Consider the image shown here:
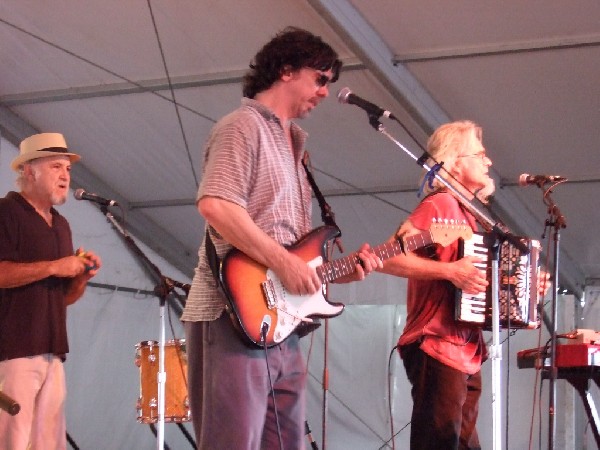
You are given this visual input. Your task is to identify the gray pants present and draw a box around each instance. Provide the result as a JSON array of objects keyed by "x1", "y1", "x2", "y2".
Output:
[{"x1": 185, "y1": 313, "x2": 307, "y2": 450}]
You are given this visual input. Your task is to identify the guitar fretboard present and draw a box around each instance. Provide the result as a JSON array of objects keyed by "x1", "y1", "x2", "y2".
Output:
[{"x1": 316, "y1": 231, "x2": 435, "y2": 283}]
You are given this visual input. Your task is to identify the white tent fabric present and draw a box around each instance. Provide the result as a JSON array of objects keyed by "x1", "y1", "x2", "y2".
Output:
[{"x1": 1, "y1": 135, "x2": 597, "y2": 448}]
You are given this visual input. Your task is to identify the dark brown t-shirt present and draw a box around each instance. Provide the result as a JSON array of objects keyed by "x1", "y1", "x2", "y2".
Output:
[{"x1": 0, "y1": 191, "x2": 73, "y2": 361}]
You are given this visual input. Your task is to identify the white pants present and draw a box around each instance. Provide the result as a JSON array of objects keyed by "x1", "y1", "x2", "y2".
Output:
[{"x1": 0, "y1": 354, "x2": 67, "y2": 450}]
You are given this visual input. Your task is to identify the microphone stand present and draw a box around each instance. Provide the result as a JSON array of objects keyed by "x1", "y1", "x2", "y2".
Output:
[
  {"x1": 365, "y1": 113, "x2": 527, "y2": 450},
  {"x1": 321, "y1": 237, "x2": 344, "y2": 450},
  {"x1": 539, "y1": 186, "x2": 567, "y2": 450},
  {"x1": 322, "y1": 313, "x2": 330, "y2": 450},
  {"x1": 100, "y1": 206, "x2": 190, "y2": 450},
  {"x1": 485, "y1": 232, "x2": 502, "y2": 449},
  {"x1": 302, "y1": 152, "x2": 343, "y2": 450}
]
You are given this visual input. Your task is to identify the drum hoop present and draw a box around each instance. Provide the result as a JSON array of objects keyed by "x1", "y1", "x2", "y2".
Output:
[
  {"x1": 135, "y1": 340, "x2": 158, "y2": 349},
  {"x1": 136, "y1": 339, "x2": 186, "y2": 348}
]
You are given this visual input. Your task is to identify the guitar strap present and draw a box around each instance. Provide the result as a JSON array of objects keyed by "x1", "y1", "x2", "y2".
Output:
[
  {"x1": 205, "y1": 150, "x2": 339, "y2": 282},
  {"x1": 301, "y1": 151, "x2": 340, "y2": 231},
  {"x1": 204, "y1": 228, "x2": 220, "y2": 283}
]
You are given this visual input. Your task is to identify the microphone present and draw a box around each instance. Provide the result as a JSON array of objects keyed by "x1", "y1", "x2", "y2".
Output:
[
  {"x1": 337, "y1": 87, "x2": 396, "y2": 120},
  {"x1": 518, "y1": 174, "x2": 567, "y2": 186},
  {"x1": 73, "y1": 188, "x2": 119, "y2": 206}
]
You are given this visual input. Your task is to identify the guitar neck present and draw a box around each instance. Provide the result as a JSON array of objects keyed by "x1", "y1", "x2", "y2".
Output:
[
  {"x1": 403, "y1": 230, "x2": 435, "y2": 253},
  {"x1": 317, "y1": 230, "x2": 434, "y2": 283}
]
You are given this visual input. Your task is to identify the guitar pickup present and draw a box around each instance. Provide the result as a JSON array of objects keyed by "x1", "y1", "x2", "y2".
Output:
[{"x1": 261, "y1": 279, "x2": 277, "y2": 309}]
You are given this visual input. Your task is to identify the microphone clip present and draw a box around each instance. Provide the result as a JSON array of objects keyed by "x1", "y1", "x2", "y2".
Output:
[{"x1": 368, "y1": 114, "x2": 383, "y2": 131}]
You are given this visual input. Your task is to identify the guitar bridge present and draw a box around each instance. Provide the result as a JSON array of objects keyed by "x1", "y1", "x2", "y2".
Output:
[{"x1": 261, "y1": 279, "x2": 277, "y2": 309}]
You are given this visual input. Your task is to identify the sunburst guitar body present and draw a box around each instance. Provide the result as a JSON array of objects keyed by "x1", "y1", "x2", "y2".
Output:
[{"x1": 220, "y1": 221, "x2": 471, "y2": 347}]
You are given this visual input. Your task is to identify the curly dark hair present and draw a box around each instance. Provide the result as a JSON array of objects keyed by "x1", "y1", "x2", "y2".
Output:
[{"x1": 242, "y1": 27, "x2": 342, "y2": 99}]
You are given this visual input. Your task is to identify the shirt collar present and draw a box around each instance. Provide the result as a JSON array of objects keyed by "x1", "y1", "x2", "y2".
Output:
[
  {"x1": 241, "y1": 98, "x2": 308, "y2": 141},
  {"x1": 8, "y1": 191, "x2": 59, "y2": 216}
]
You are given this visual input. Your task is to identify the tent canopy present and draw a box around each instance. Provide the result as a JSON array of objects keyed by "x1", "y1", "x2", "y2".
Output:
[{"x1": 1, "y1": 1, "x2": 598, "y2": 296}]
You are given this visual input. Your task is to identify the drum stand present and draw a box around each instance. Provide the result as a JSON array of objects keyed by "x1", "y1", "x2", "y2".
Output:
[{"x1": 100, "y1": 206, "x2": 190, "y2": 450}]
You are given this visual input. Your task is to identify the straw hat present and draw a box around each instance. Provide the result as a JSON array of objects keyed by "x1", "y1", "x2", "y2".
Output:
[{"x1": 11, "y1": 133, "x2": 81, "y2": 171}]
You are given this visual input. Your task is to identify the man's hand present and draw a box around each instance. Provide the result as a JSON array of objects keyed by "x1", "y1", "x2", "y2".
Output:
[
  {"x1": 337, "y1": 243, "x2": 383, "y2": 283},
  {"x1": 273, "y1": 252, "x2": 322, "y2": 296},
  {"x1": 52, "y1": 249, "x2": 101, "y2": 279},
  {"x1": 75, "y1": 248, "x2": 102, "y2": 278},
  {"x1": 449, "y1": 256, "x2": 488, "y2": 294}
]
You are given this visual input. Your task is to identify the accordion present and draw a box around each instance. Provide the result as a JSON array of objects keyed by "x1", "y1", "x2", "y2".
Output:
[{"x1": 455, "y1": 232, "x2": 541, "y2": 330}]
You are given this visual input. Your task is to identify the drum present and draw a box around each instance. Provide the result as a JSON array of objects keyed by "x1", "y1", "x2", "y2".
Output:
[{"x1": 135, "y1": 339, "x2": 191, "y2": 423}]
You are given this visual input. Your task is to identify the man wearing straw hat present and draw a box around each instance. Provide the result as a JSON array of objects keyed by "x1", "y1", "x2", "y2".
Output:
[{"x1": 0, "y1": 132, "x2": 101, "y2": 449}]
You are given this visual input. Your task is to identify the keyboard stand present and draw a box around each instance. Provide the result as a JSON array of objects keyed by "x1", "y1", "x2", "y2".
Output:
[{"x1": 544, "y1": 367, "x2": 600, "y2": 447}]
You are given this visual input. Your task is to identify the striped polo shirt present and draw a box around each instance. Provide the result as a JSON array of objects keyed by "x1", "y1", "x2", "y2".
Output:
[{"x1": 182, "y1": 98, "x2": 313, "y2": 322}]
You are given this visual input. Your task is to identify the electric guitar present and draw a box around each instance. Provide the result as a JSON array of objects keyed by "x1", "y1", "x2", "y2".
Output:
[{"x1": 219, "y1": 221, "x2": 472, "y2": 347}]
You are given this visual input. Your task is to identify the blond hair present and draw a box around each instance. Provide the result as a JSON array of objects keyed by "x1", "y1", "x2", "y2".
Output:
[{"x1": 420, "y1": 120, "x2": 483, "y2": 195}]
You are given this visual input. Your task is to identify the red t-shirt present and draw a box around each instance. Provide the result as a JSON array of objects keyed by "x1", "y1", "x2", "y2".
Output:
[{"x1": 398, "y1": 191, "x2": 486, "y2": 375}]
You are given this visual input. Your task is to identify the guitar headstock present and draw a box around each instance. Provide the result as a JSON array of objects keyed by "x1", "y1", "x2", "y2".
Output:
[{"x1": 429, "y1": 219, "x2": 473, "y2": 247}]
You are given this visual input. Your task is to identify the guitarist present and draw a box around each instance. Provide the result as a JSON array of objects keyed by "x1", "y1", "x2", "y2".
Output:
[
  {"x1": 181, "y1": 27, "x2": 382, "y2": 450},
  {"x1": 378, "y1": 121, "x2": 494, "y2": 450}
]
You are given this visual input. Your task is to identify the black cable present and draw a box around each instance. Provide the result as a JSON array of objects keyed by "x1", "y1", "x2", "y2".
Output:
[
  {"x1": 306, "y1": 367, "x2": 392, "y2": 445},
  {"x1": 536, "y1": 376, "x2": 543, "y2": 450},
  {"x1": 261, "y1": 323, "x2": 284, "y2": 450},
  {"x1": 148, "y1": 424, "x2": 171, "y2": 450},
  {"x1": 0, "y1": 17, "x2": 216, "y2": 124},
  {"x1": 176, "y1": 423, "x2": 196, "y2": 448},
  {"x1": 310, "y1": 166, "x2": 413, "y2": 215},
  {"x1": 528, "y1": 226, "x2": 553, "y2": 450},
  {"x1": 0, "y1": 14, "x2": 209, "y2": 191},
  {"x1": 386, "y1": 344, "x2": 398, "y2": 450},
  {"x1": 528, "y1": 339, "x2": 551, "y2": 450},
  {"x1": 66, "y1": 432, "x2": 80, "y2": 450},
  {"x1": 145, "y1": 0, "x2": 199, "y2": 188},
  {"x1": 305, "y1": 420, "x2": 319, "y2": 450},
  {"x1": 378, "y1": 344, "x2": 411, "y2": 450},
  {"x1": 378, "y1": 424, "x2": 411, "y2": 450}
]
